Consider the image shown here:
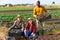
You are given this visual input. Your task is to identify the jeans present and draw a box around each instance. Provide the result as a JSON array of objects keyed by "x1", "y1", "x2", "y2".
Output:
[{"x1": 24, "y1": 30, "x2": 36, "y2": 39}]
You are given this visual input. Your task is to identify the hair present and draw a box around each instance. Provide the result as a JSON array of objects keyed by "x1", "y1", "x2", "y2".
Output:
[
  {"x1": 28, "y1": 20, "x2": 35, "y2": 25},
  {"x1": 32, "y1": 21, "x2": 36, "y2": 25},
  {"x1": 37, "y1": 0, "x2": 40, "y2": 4}
]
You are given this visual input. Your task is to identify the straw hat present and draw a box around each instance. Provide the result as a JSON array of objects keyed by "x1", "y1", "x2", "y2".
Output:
[{"x1": 17, "y1": 15, "x2": 21, "y2": 18}]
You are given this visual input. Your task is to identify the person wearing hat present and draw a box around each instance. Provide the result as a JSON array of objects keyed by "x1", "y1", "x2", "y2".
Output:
[
  {"x1": 7, "y1": 15, "x2": 24, "y2": 40},
  {"x1": 24, "y1": 18, "x2": 36, "y2": 39},
  {"x1": 9, "y1": 15, "x2": 24, "y2": 31}
]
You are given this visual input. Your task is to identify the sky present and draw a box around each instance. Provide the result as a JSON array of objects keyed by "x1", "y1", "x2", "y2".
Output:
[{"x1": 0, "y1": 0, "x2": 60, "y2": 5}]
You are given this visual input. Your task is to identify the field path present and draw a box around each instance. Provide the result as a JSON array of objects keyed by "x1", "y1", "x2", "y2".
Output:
[
  {"x1": 0, "y1": 26, "x2": 60, "y2": 40},
  {"x1": 38, "y1": 34, "x2": 60, "y2": 40},
  {"x1": 0, "y1": 8, "x2": 60, "y2": 14},
  {"x1": 0, "y1": 10, "x2": 32, "y2": 14},
  {"x1": 0, "y1": 27, "x2": 7, "y2": 40}
]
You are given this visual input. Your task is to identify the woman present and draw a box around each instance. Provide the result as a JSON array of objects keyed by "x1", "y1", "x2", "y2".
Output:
[
  {"x1": 24, "y1": 18, "x2": 36, "y2": 39},
  {"x1": 8, "y1": 15, "x2": 24, "y2": 31},
  {"x1": 7, "y1": 15, "x2": 24, "y2": 40}
]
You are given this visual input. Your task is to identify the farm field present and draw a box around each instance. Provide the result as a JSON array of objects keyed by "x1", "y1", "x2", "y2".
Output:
[
  {"x1": 0, "y1": 6, "x2": 34, "y2": 11},
  {"x1": 0, "y1": 6, "x2": 60, "y2": 11},
  {"x1": 0, "y1": 12, "x2": 32, "y2": 21},
  {"x1": 0, "y1": 6, "x2": 60, "y2": 40},
  {"x1": 0, "y1": 26, "x2": 60, "y2": 40},
  {"x1": 0, "y1": 10, "x2": 60, "y2": 21}
]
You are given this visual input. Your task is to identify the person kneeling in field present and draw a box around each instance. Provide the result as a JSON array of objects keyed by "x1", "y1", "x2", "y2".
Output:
[
  {"x1": 7, "y1": 15, "x2": 24, "y2": 40},
  {"x1": 9, "y1": 15, "x2": 24, "y2": 31},
  {"x1": 24, "y1": 18, "x2": 36, "y2": 39}
]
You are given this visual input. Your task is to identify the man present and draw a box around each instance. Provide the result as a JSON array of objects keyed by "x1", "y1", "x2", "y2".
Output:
[{"x1": 33, "y1": 1, "x2": 51, "y2": 28}]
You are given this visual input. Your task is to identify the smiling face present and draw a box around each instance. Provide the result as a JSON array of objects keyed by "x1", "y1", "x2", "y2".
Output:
[
  {"x1": 28, "y1": 19, "x2": 32, "y2": 24},
  {"x1": 17, "y1": 17, "x2": 22, "y2": 21}
]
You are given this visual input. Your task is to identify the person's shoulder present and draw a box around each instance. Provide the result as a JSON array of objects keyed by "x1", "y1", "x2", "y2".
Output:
[
  {"x1": 34, "y1": 6, "x2": 37, "y2": 9},
  {"x1": 40, "y1": 5, "x2": 45, "y2": 8},
  {"x1": 14, "y1": 20, "x2": 17, "y2": 23},
  {"x1": 33, "y1": 6, "x2": 38, "y2": 11}
]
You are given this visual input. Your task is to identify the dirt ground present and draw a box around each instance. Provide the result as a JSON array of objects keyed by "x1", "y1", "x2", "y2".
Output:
[
  {"x1": 0, "y1": 26, "x2": 7, "y2": 40},
  {"x1": 0, "y1": 26, "x2": 60, "y2": 40}
]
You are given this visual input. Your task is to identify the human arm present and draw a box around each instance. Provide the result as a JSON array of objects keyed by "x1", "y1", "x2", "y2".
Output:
[
  {"x1": 43, "y1": 7, "x2": 50, "y2": 14},
  {"x1": 33, "y1": 7, "x2": 37, "y2": 18},
  {"x1": 32, "y1": 24, "x2": 36, "y2": 33},
  {"x1": 8, "y1": 21, "x2": 16, "y2": 31},
  {"x1": 21, "y1": 22, "x2": 24, "y2": 31}
]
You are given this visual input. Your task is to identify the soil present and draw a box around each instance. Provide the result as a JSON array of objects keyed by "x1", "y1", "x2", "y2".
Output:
[{"x1": 0, "y1": 26, "x2": 60, "y2": 40}]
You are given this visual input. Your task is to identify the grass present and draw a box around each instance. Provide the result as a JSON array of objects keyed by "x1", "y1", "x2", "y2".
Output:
[
  {"x1": 50, "y1": 10, "x2": 60, "y2": 17},
  {"x1": 46, "y1": 29, "x2": 60, "y2": 34},
  {"x1": 0, "y1": 6, "x2": 60, "y2": 11},
  {"x1": 0, "y1": 6, "x2": 34, "y2": 11}
]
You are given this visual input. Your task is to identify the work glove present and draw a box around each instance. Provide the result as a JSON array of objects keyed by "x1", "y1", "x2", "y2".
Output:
[
  {"x1": 33, "y1": 15, "x2": 37, "y2": 18},
  {"x1": 21, "y1": 28, "x2": 24, "y2": 31},
  {"x1": 24, "y1": 30, "x2": 27, "y2": 36},
  {"x1": 24, "y1": 30, "x2": 30, "y2": 37},
  {"x1": 29, "y1": 33, "x2": 36, "y2": 39}
]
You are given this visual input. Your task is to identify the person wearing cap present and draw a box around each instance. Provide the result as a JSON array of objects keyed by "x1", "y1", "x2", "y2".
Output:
[
  {"x1": 24, "y1": 18, "x2": 36, "y2": 39},
  {"x1": 7, "y1": 15, "x2": 24, "y2": 40},
  {"x1": 33, "y1": 1, "x2": 51, "y2": 27},
  {"x1": 8, "y1": 15, "x2": 24, "y2": 32}
]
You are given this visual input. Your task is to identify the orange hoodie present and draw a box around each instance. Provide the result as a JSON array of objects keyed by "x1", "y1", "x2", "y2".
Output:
[{"x1": 33, "y1": 6, "x2": 46, "y2": 16}]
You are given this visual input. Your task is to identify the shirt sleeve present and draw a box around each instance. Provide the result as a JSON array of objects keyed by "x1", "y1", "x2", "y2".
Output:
[
  {"x1": 33, "y1": 7, "x2": 37, "y2": 16},
  {"x1": 13, "y1": 21, "x2": 16, "y2": 26},
  {"x1": 8, "y1": 20, "x2": 16, "y2": 31},
  {"x1": 32, "y1": 24, "x2": 36, "y2": 33},
  {"x1": 25, "y1": 23, "x2": 30, "y2": 30},
  {"x1": 43, "y1": 6, "x2": 47, "y2": 12},
  {"x1": 21, "y1": 21, "x2": 24, "y2": 29}
]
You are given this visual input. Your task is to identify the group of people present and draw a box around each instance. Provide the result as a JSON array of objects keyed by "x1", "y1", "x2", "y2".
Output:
[
  {"x1": 8, "y1": 0, "x2": 51, "y2": 39},
  {"x1": 9, "y1": 15, "x2": 36, "y2": 39}
]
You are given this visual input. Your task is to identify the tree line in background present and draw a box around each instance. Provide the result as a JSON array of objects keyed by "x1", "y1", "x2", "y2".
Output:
[{"x1": 0, "y1": 1, "x2": 57, "y2": 7}]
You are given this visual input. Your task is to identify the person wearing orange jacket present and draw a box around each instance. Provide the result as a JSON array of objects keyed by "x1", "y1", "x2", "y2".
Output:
[
  {"x1": 33, "y1": 1, "x2": 47, "y2": 18},
  {"x1": 33, "y1": 1, "x2": 51, "y2": 28}
]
